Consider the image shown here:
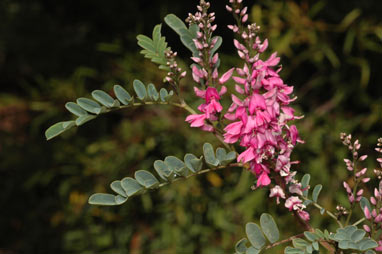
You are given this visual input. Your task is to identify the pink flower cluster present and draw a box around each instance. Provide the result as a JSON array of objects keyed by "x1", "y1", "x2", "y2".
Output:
[
  {"x1": 185, "y1": 0, "x2": 308, "y2": 220},
  {"x1": 361, "y1": 137, "x2": 382, "y2": 251},
  {"x1": 185, "y1": 0, "x2": 235, "y2": 132},
  {"x1": 224, "y1": 0, "x2": 303, "y2": 191},
  {"x1": 341, "y1": 133, "x2": 370, "y2": 204}
]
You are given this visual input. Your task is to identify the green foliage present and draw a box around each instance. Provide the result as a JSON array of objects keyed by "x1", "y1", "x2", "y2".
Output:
[
  {"x1": 285, "y1": 229, "x2": 327, "y2": 254},
  {"x1": 88, "y1": 143, "x2": 237, "y2": 206},
  {"x1": 330, "y1": 226, "x2": 378, "y2": 252},
  {"x1": 164, "y1": 14, "x2": 199, "y2": 57},
  {"x1": 285, "y1": 227, "x2": 377, "y2": 254},
  {"x1": 45, "y1": 82, "x2": 174, "y2": 140},
  {"x1": 137, "y1": 24, "x2": 170, "y2": 71},
  {"x1": 235, "y1": 213, "x2": 280, "y2": 253},
  {"x1": 312, "y1": 185, "x2": 322, "y2": 203}
]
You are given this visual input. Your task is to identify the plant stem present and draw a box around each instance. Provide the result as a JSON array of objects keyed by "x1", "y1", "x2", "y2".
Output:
[
  {"x1": 301, "y1": 196, "x2": 343, "y2": 228},
  {"x1": 157, "y1": 162, "x2": 243, "y2": 188},
  {"x1": 352, "y1": 217, "x2": 366, "y2": 226},
  {"x1": 264, "y1": 233, "x2": 305, "y2": 250}
]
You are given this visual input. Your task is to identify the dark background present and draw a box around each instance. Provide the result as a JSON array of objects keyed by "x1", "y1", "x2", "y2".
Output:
[{"x1": 1, "y1": 0, "x2": 381, "y2": 253}]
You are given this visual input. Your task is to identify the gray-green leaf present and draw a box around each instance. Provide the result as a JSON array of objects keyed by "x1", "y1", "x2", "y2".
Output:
[
  {"x1": 75, "y1": 114, "x2": 96, "y2": 126},
  {"x1": 133, "y1": 79, "x2": 147, "y2": 100},
  {"x1": 45, "y1": 120, "x2": 75, "y2": 140},
  {"x1": 301, "y1": 174, "x2": 311, "y2": 197},
  {"x1": 203, "y1": 143, "x2": 219, "y2": 167},
  {"x1": 113, "y1": 85, "x2": 132, "y2": 105},
  {"x1": 77, "y1": 97, "x2": 102, "y2": 114},
  {"x1": 121, "y1": 177, "x2": 144, "y2": 197},
  {"x1": 184, "y1": 153, "x2": 203, "y2": 173},
  {"x1": 235, "y1": 238, "x2": 248, "y2": 254},
  {"x1": 88, "y1": 193, "x2": 117, "y2": 206},
  {"x1": 65, "y1": 102, "x2": 87, "y2": 116},
  {"x1": 91, "y1": 90, "x2": 117, "y2": 108},
  {"x1": 260, "y1": 213, "x2": 279, "y2": 243},
  {"x1": 110, "y1": 180, "x2": 127, "y2": 197},
  {"x1": 246, "y1": 222, "x2": 266, "y2": 249},
  {"x1": 147, "y1": 83, "x2": 159, "y2": 101},
  {"x1": 134, "y1": 170, "x2": 159, "y2": 189},
  {"x1": 153, "y1": 160, "x2": 173, "y2": 181},
  {"x1": 312, "y1": 184, "x2": 322, "y2": 202}
]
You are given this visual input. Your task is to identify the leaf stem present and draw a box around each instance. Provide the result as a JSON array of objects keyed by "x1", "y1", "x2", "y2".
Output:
[
  {"x1": 264, "y1": 233, "x2": 305, "y2": 250},
  {"x1": 301, "y1": 196, "x2": 343, "y2": 228},
  {"x1": 352, "y1": 217, "x2": 366, "y2": 226},
  {"x1": 157, "y1": 162, "x2": 243, "y2": 188}
]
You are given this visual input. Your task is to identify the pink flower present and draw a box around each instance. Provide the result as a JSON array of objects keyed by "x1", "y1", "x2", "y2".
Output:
[
  {"x1": 257, "y1": 172, "x2": 271, "y2": 187},
  {"x1": 269, "y1": 185, "x2": 285, "y2": 204},
  {"x1": 237, "y1": 147, "x2": 255, "y2": 163},
  {"x1": 297, "y1": 210, "x2": 310, "y2": 221},
  {"x1": 285, "y1": 196, "x2": 303, "y2": 211},
  {"x1": 185, "y1": 114, "x2": 207, "y2": 127},
  {"x1": 219, "y1": 68, "x2": 235, "y2": 84},
  {"x1": 364, "y1": 207, "x2": 372, "y2": 220}
]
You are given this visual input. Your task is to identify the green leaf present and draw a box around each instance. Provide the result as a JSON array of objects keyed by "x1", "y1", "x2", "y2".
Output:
[
  {"x1": 165, "y1": 156, "x2": 188, "y2": 176},
  {"x1": 260, "y1": 213, "x2": 279, "y2": 243},
  {"x1": 184, "y1": 153, "x2": 203, "y2": 173},
  {"x1": 235, "y1": 238, "x2": 248, "y2": 254},
  {"x1": 360, "y1": 197, "x2": 372, "y2": 214},
  {"x1": 136, "y1": 24, "x2": 170, "y2": 71},
  {"x1": 351, "y1": 229, "x2": 366, "y2": 242},
  {"x1": 121, "y1": 177, "x2": 144, "y2": 197},
  {"x1": 359, "y1": 239, "x2": 378, "y2": 251},
  {"x1": 304, "y1": 232, "x2": 320, "y2": 242},
  {"x1": 312, "y1": 184, "x2": 322, "y2": 202},
  {"x1": 284, "y1": 247, "x2": 305, "y2": 254},
  {"x1": 216, "y1": 147, "x2": 227, "y2": 165},
  {"x1": 110, "y1": 180, "x2": 127, "y2": 197},
  {"x1": 301, "y1": 174, "x2": 311, "y2": 197},
  {"x1": 153, "y1": 160, "x2": 173, "y2": 181},
  {"x1": 203, "y1": 143, "x2": 219, "y2": 167},
  {"x1": 65, "y1": 102, "x2": 87, "y2": 116},
  {"x1": 303, "y1": 200, "x2": 312, "y2": 206},
  {"x1": 245, "y1": 222, "x2": 266, "y2": 249},
  {"x1": 338, "y1": 240, "x2": 350, "y2": 249},
  {"x1": 115, "y1": 195, "x2": 128, "y2": 205},
  {"x1": 75, "y1": 114, "x2": 97, "y2": 126},
  {"x1": 225, "y1": 151, "x2": 237, "y2": 161},
  {"x1": 164, "y1": 14, "x2": 198, "y2": 56},
  {"x1": 88, "y1": 193, "x2": 117, "y2": 206},
  {"x1": 133, "y1": 79, "x2": 147, "y2": 101},
  {"x1": 343, "y1": 225, "x2": 357, "y2": 236},
  {"x1": 134, "y1": 170, "x2": 159, "y2": 189},
  {"x1": 211, "y1": 36, "x2": 222, "y2": 57},
  {"x1": 293, "y1": 238, "x2": 309, "y2": 248},
  {"x1": 137, "y1": 34, "x2": 156, "y2": 51},
  {"x1": 159, "y1": 88, "x2": 168, "y2": 102},
  {"x1": 246, "y1": 247, "x2": 260, "y2": 254},
  {"x1": 92, "y1": 90, "x2": 120, "y2": 108},
  {"x1": 312, "y1": 241, "x2": 319, "y2": 251},
  {"x1": 147, "y1": 83, "x2": 159, "y2": 101},
  {"x1": 76, "y1": 97, "x2": 102, "y2": 114},
  {"x1": 113, "y1": 85, "x2": 132, "y2": 105},
  {"x1": 45, "y1": 120, "x2": 75, "y2": 140},
  {"x1": 314, "y1": 229, "x2": 325, "y2": 239}
]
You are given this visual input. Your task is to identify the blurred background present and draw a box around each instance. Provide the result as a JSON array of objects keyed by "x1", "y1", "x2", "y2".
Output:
[{"x1": 0, "y1": 0, "x2": 381, "y2": 253}]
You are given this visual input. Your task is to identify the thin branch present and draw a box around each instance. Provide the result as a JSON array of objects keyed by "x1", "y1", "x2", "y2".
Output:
[
  {"x1": 301, "y1": 196, "x2": 343, "y2": 228},
  {"x1": 264, "y1": 233, "x2": 304, "y2": 250},
  {"x1": 157, "y1": 162, "x2": 243, "y2": 188},
  {"x1": 352, "y1": 217, "x2": 366, "y2": 226}
]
